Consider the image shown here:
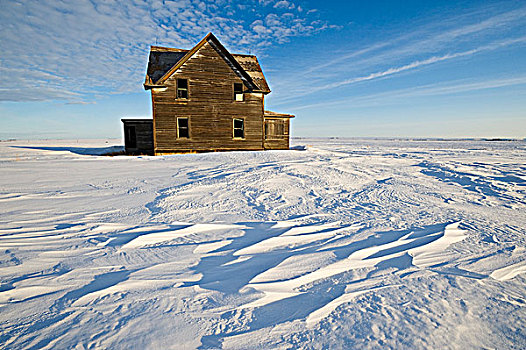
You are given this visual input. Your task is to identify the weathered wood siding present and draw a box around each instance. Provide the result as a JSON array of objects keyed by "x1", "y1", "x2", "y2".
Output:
[
  {"x1": 152, "y1": 41, "x2": 264, "y2": 153},
  {"x1": 122, "y1": 120, "x2": 154, "y2": 155},
  {"x1": 263, "y1": 118, "x2": 290, "y2": 150}
]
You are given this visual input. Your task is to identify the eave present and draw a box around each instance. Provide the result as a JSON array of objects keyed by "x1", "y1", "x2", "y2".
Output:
[
  {"x1": 264, "y1": 110, "x2": 295, "y2": 118},
  {"x1": 143, "y1": 84, "x2": 167, "y2": 91}
]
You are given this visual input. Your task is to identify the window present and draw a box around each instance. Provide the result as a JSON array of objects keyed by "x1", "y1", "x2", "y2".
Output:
[
  {"x1": 234, "y1": 83, "x2": 243, "y2": 101},
  {"x1": 177, "y1": 117, "x2": 189, "y2": 138},
  {"x1": 265, "y1": 119, "x2": 284, "y2": 139},
  {"x1": 233, "y1": 118, "x2": 244, "y2": 139},
  {"x1": 177, "y1": 79, "x2": 188, "y2": 99}
]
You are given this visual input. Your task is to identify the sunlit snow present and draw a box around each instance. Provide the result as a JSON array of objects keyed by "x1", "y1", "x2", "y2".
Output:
[{"x1": 1, "y1": 138, "x2": 525, "y2": 349}]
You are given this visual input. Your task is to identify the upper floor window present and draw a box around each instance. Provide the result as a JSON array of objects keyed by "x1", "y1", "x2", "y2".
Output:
[
  {"x1": 234, "y1": 83, "x2": 243, "y2": 101},
  {"x1": 233, "y1": 118, "x2": 244, "y2": 139},
  {"x1": 177, "y1": 117, "x2": 189, "y2": 138},
  {"x1": 177, "y1": 79, "x2": 188, "y2": 99}
]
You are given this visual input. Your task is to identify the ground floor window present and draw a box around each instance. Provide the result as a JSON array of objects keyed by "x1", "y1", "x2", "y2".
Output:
[
  {"x1": 265, "y1": 119, "x2": 285, "y2": 139},
  {"x1": 177, "y1": 117, "x2": 189, "y2": 138},
  {"x1": 233, "y1": 118, "x2": 245, "y2": 139}
]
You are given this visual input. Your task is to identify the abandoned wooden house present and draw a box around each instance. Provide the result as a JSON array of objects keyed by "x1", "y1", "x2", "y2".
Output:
[{"x1": 122, "y1": 32, "x2": 295, "y2": 155}]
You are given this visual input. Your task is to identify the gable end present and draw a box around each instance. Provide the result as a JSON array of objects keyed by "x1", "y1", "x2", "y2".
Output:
[{"x1": 145, "y1": 33, "x2": 269, "y2": 93}]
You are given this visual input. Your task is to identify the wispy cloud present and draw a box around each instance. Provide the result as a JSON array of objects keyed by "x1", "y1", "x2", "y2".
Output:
[
  {"x1": 274, "y1": 35, "x2": 526, "y2": 106},
  {"x1": 306, "y1": 5, "x2": 526, "y2": 75},
  {"x1": 269, "y1": 4, "x2": 526, "y2": 107},
  {"x1": 322, "y1": 36, "x2": 526, "y2": 90},
  {"x1": 0, "y1": 0, "x2": 333, "y2": 102},
  {"x1": 64, "y1": 101, "x2": 97, "y2": 105},
  {"x1": 289, "y1": 75, "x2": 526, "y2": 111}
]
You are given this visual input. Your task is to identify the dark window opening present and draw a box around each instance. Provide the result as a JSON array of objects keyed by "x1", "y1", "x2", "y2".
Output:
[
  {"x1": 177, "y1": 79, "x2": 188, "y2": 99},
  {"x1": 233, "y1": 118, "x2": 244, "y2": 139},
  {"x1": 177, "y1": 117, "x2": 189, "y2": 138},
  {"x1": 234, "y1": 83, "x2": 243, "y2": 101},
  {"x1": 125, "y1": 125, "x2": 137, "y2": 148}
]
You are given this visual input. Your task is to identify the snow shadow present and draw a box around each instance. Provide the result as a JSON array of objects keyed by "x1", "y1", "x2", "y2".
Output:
[
  {"x1": 11, "y1": 145, "x2": 124, "y2": 156},
  {"x1": 0, "y1": 263, "x2": 71, "y2": 293},
  {"x1": 1, "y1": 269, "x2": 131, "y2": 349},
  {"x1": 51, "y1": 269, "x2": 131, "y2": 311},
  {"x1": 104, "y1": 224, "x2": 192, "y2": 247},
  {"x1": 190, "y1": 221, "x2": 463, "y2": 347},
  {"x1": 182, "y1": 222, "x2": 294, "y2": 294},
  {"x1": 416, "y1": 161, "x2": 525, "y2": 203}
]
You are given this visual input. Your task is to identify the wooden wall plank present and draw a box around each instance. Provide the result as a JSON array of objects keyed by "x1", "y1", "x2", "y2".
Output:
[{"x1": 152, "y1": 42, "x2": 266, "y2": 153}]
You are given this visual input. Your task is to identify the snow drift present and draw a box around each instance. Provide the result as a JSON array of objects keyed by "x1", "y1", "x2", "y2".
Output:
[{"x1": 0, "y1": 138, "x2": 525, "y2": 349}]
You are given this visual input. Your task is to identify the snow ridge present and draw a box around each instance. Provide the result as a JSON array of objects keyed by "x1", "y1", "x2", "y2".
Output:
[{"x1": 0, "y1": 138, "x2": 525, "y2": 349}]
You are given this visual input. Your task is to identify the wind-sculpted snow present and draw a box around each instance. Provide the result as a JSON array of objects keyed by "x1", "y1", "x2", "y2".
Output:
[{"x1": 0, "y1": 139, "x2": 525, "y2": 349}]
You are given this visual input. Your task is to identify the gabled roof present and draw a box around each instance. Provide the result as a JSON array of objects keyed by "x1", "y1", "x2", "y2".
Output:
[
  {"x1": 145, "y1": 48, "x2": 188, "y2": 84},
  {"x1": 232, "y1": 54, "x2": 270, "y2": 94},
  {"x1": 144, "y1": 33, "x2": 271, "y2": 93}
]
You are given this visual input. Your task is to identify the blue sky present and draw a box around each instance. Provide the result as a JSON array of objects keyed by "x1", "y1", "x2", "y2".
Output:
[{"x1": 1, "y1": 0, "x2": 525, "y2": 139}]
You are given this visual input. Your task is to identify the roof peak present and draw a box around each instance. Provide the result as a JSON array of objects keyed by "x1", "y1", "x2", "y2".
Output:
[
  {"x1": 145, "y1": 33, "x2": 270, "y2": 93},
  {"x1": 149, "y1": 47, "x2": 256, "y2": 59},
  {"x1": 149, "y1": 46, "x2": 256, "y2": 58}
]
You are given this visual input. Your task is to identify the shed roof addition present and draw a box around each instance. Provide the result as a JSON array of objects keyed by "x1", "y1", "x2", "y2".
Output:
[
  {"x1": 264, "y1": 110, "x2": 295, "y2": 118},
  {"x1": 144, "y1": 33, "x2": 270, "y2": 93}
]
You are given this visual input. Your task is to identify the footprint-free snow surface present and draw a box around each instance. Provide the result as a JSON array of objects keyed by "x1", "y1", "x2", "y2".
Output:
[{"x1": 1, "y1": 138, "x2": 525, "y2": 349}]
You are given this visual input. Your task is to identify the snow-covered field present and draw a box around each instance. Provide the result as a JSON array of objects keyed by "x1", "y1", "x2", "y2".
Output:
[{"x1": 1, "y1": 138, "x2": 525, "y2": 349}]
